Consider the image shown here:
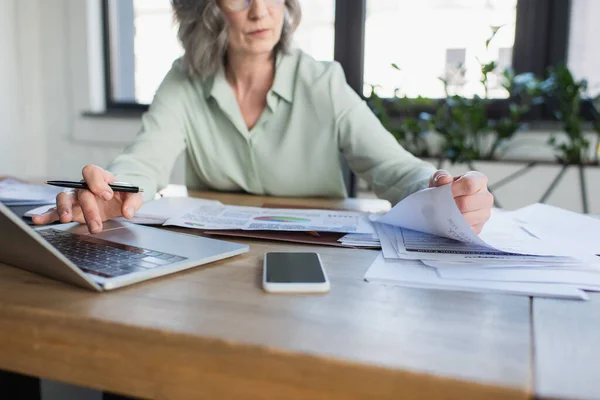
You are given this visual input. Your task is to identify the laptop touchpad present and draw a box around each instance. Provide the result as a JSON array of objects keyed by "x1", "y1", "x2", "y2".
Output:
[{"x1": 59, "y1": 219, "x2": 128, "y2": 235}]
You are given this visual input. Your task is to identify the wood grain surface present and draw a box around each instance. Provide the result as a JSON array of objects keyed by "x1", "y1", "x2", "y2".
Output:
[{"x1": 0, "y1": 192, "x2": 532, "y2": 399}]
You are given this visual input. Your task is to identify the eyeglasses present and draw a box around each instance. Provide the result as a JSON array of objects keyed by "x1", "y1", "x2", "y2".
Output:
[{"x1": 223, "y1": 0, "x2": 284, "y2": 12}]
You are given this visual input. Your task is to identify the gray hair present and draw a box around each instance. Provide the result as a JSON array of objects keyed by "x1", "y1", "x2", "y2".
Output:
[{"x1": 171, "y1": 0, "x2": 302, "y2": 78}]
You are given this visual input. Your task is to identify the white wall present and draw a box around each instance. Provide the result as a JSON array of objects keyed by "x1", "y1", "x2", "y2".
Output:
[
  {"x1": 0, "y1": 0, "x2": 47, "y2": 178},
  {"x1": 1, "y1": 0, "x2": 181, "y2": 182},
  {"x1": 42, "y1": 0, "x2": 144, "y2": 179}
]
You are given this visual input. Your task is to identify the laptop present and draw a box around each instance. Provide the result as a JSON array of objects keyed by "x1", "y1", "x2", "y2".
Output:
[{"x1": 0, "y1": 201, "x2": 249, "y2": 291}]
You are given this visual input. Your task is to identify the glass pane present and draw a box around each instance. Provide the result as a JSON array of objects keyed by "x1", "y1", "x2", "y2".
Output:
[
  {"x1": 110, "y1": 0, "x2": 335, "y2": 105},
  {"x1": 363, "y1": 0, "x2": 518, "y2": 98},
  {"x1": 133, "y1": 0, "x2": 184, "y2": 105},
  {"x1": 292, "y1": 0, "x2": 336, "y2": 61},
  {"x1": 568, "y1": 0, "x2": 600, "y2": 97}
]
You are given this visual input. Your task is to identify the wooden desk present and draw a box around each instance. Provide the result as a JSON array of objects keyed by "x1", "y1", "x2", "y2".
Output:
[{"x1": 0, "y1": 191, "x2": 580, "y2": 399}]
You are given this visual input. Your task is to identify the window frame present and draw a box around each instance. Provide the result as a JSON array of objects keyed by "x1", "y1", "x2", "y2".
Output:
[
  {"x1": 102, "y1": 0, "x2": 576, "y2": 119},
  {"x1": 102, "y1": 0, "x2": 148, "y2": 112},
  {"x1": 101, "y1": 0, "x2": 365, "y2": 112}
]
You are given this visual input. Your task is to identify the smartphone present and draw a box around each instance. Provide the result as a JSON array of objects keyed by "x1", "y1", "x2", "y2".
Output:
[{"x1": 262, "y1": 252, "x2": 330, "y2": 293}]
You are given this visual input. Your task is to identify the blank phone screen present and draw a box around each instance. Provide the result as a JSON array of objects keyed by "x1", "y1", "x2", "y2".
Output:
[{"x1": 265, "y1": 252, "x2": 326, "y2": 283}]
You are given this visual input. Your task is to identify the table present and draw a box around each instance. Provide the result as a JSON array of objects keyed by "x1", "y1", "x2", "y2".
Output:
[{"x1": 0, "y1": 191, "x2": 596, "y2": 400}]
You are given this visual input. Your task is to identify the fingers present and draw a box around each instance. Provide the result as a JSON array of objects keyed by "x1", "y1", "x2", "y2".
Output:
[
  {"x1": 32, "y1": 208, "x2": 60, "y2": 225},
  {"x1": 454, "y1": 191, "x2": 494, "y2": 214},
  {"x1": 429, "y1": 169, "x2": 453, "y2": 187},
  {"x1": 471, "y1": 223, "x2": 486, "y2": 235},
  {"x1": 121, "y1": 193, "x2": 144, "y2": 219},
  {"x1": 462, "y1": 208, "x2": 492, "y2": 226},
  {"x1": 32, "y1": 191, "x2": 77, "y2": 225},
  {"x1": 81, "y1": 165, "x2": 116, "y2": 201},
  {"x1": 77, "y1": 189, "x2": 103, "y2": 233},
  {"x1": 427, "y1": 169, "x2": 492, "y2": 234},
  {"x1": 451, "y1": 171, "x2": 488, "y2": 197},
  {"x1": 462, "y1": 210, "x2": 491, "y2": 235},
  {"x1": 56, "y1": 191, "x2": 76, "y2": 223}
]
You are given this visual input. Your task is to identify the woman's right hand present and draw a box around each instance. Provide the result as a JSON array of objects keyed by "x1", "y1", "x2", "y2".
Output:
[{"x1": 32, "y1": 165, "x2": 144, "y2": 233}]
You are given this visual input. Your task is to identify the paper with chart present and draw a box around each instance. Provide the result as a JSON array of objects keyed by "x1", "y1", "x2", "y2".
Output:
[{"x1": 164, "y1": 204, "x2": 375, "y2": 234}]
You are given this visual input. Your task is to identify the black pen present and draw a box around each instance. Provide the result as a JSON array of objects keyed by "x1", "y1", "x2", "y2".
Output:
[{"x1": 45, "y1": 180, "x2": 144, "y2": 193}]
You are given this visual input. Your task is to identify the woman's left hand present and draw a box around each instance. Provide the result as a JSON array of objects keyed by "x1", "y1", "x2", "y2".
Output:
[{"x1": 429, "y1": 170, "x2": 494, "y2": 234}]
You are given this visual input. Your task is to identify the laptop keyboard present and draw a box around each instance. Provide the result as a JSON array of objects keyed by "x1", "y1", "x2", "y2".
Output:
[{"x1": 38, "y1": 228, "x2": 187, "y2": 278}]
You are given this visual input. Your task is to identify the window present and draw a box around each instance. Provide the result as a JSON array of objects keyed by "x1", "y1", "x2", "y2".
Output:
[
  {"x1": 292, "y1": 0, "x2": 336, "y2": 62},
  {"x1": 568, "y1": 0, "x2": 600, "y2": 97},
  {"x1": 363, "y1": 0, "x2": 518, "y2": 98},
  {"x1": 104, "y1": 0, "x2": 335, "y2": 107},
  {"x1": 103, "y1": 0, "x2": 576, "y2": 112}
]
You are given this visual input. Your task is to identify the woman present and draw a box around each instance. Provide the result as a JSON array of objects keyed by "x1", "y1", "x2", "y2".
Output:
[{"x1": 34, "y1": 0, "x2": 493, "y2": 234}]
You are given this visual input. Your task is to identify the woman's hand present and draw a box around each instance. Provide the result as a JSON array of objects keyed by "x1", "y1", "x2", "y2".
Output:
[
  {"x1": 429, "y1": 169, "x2": 494, "y2": 234},
  {"x1": 32, "y1": 165, "x2": 144, "y2": 233}
]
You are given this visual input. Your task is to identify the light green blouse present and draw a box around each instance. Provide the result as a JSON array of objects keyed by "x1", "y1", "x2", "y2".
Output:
[{"x1": 108, "y1": 49, "x2": 436, "y2": 203}]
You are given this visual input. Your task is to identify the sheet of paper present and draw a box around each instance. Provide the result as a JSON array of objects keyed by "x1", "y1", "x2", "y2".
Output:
[
  {"x1": 131, "y1": 197, "x2": 223, "y2": 225},
  {"x1": 0, "y1": 179, "x2": 64, "y2": 204},
  {"x1": 373, "y1": 222, "x2": 402, "y2": 259},
  {"x1": 338, "y1": 232, "x2": 381, "y2": 248},
  {"x1": 377, "y1": 184, "x2": 489, "y2": 246},
  {"x1": 385, "y1": 225, "x2": 577, "y2": 263},
  {"x1": 508, "y1": 203, "x2": 600, "y2": 254},
  {"x1": 398, "y1": 226, "x2": 504, "y2": 254},
  {"x1": 23, "y1": 196, "x2": 223, "y2": 224},
  {"x1": 24, "y1": 204, "x2": 56, "y2": 217},
  {"x1": 339, "y1": 233, "x2": 379, "y2": 242},
  {"x1": 364, "y1": 253, "x2": 588, "y2": 300},
  {"x1": 422, "y1": 258, "x2": 598, "y2": 268},
  {"x1": 164, "y1": 204, "x2": 375, "y2": 234},
  {"x1": 436, "y1": 266, "x2": 600, "y2": 289}
]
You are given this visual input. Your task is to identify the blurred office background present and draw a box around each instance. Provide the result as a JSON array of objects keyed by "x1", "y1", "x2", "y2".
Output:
[
  {"x1": 1, "y1": 1, "x2": 600, "y2": 398},
  {"x1": 1, "y1": 0, "x2": 599, "y2": 213}
]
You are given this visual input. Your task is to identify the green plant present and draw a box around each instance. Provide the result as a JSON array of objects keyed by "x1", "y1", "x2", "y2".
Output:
[
  {"x1": 421, "y1": 94, "x2": 488, "y2": 163},
  {"x1": 367, "y1": 26, "x2": 542, "y2": 164},
  {"x1": 542, "y1": 64, "x2": 598, "y2": 164},
  {"x1": 366, "y1": 84, "x2": 434, "y2": 157},
  {"x1": 488, "y1": 70, "x2": 544, "y2": 159},
  {"x1": 592, "y1": 95, "x2": 600, "y2": 163},
  {"x1": 421, "y1": 27, "x2": 543, "y2": 164}
]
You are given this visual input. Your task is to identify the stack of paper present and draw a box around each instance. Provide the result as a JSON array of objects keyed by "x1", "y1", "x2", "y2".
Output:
[
  {"x1": 364, "y1": 184, "x2": 600, "y2": 301},
  {"x1": 338, "y1": 233, "x2": 380, "y2": 248},
  {"x1": 0, "y1": 179, "x2": 65, "y2": 206}
]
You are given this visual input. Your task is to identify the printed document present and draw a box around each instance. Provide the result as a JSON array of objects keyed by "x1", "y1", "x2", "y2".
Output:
[
  {"x1": 363, "y1": 253, "x2": 588, "y2": 300},
  {"x1": 0, "y1": 179, "x2": 64, "y2": 205},
  {"x1": 375, "y1": 184, "x2": 597, "y2": 259},
  {"x1": 164, "y1": 204, "x2": 375, "y2": 234}
]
